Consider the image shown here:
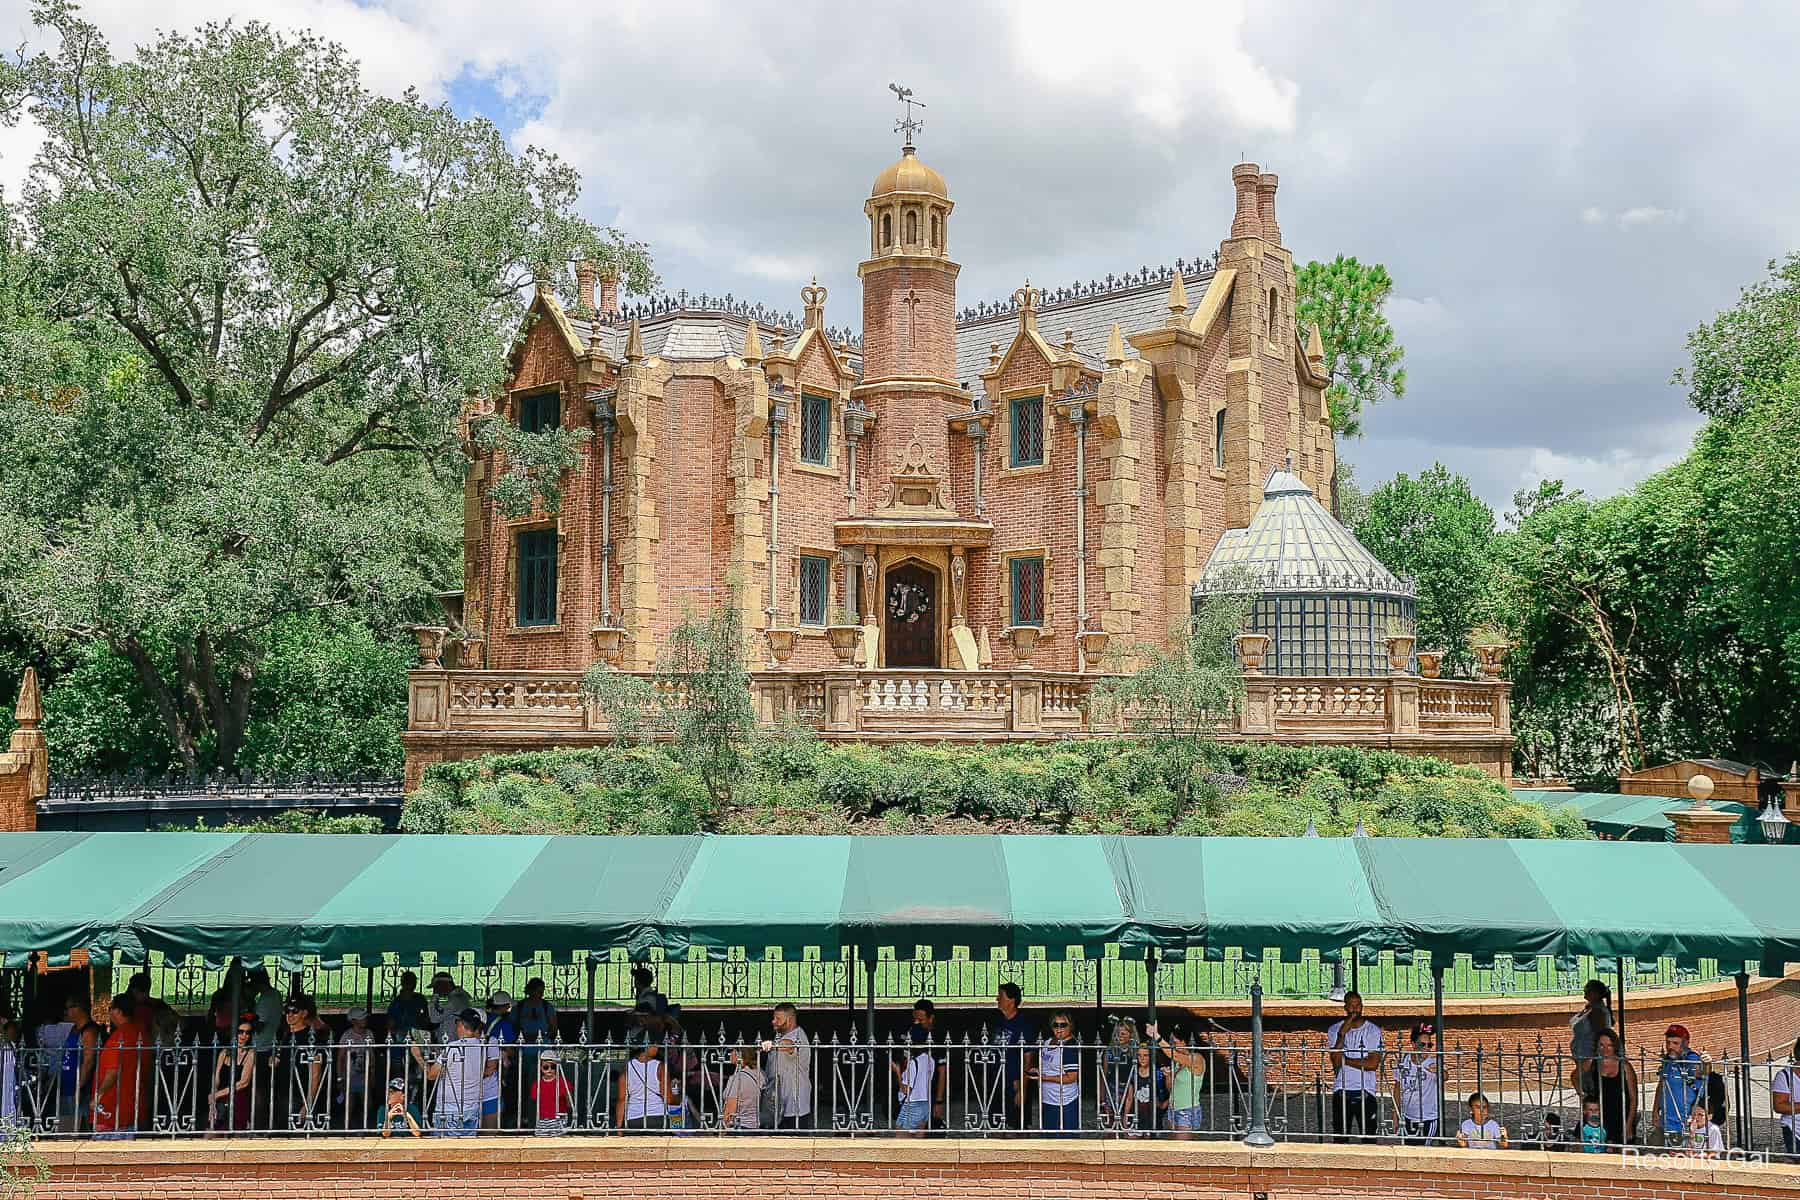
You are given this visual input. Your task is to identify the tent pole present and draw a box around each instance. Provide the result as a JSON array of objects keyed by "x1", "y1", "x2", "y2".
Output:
[
  {"x1": 1615, "y1": 958, "x2": 1626, "y2": 1053},
  {"x1": 227, "y1": 957, "x2": 243, "y2": 1135},
  {"x1": 1433, "y1": 962, "x2": 1446, "y2": 1145},
  {"x1": 864, "y1": 953, "x2": 877, "y2": 1044},
  {"x1": 1737, "y1": 970, "x2": 1751, "y2": 1151},
  {"x1": 1244, "y1": 976, "x2": 1274, "y2": 1147},
  {"x1": 1145, "y1": 948, "x2": 1158, "y2": 1026},
  {"x1": 1094, "y1": 955, "x2": 1103, "y2": 1020},
  {"x1": 584, "y1": 956, "x2": 596, "y2": 1041},
  {"x1": 847, "y1": 948, "x2": 856, "y2": 1020}
]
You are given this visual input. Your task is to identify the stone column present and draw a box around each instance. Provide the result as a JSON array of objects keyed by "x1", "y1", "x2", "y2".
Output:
[{"x1": 1669, "y1": 807, "x2": 1740, "y2": 844}]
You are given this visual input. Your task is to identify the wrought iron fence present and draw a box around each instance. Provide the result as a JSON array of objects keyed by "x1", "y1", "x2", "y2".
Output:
[
  {"x1": 6, "y1": 1014, "x2": 1792, "y2": 1157},
  {"x1": 113, "y1": 949, "x2": 1730, "y2": 1016}
]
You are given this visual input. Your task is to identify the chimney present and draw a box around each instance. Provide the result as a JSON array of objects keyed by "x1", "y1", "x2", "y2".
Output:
[
  {"x1": 1230, "y1": 163, "x2": 1263, "y2": 240},
  {"x1": 1256, "y1": 173, "x2": 1281, "y2": 245},
  {"x1": 575, "y1": 260, "x2": 598, "y2": 317},
  {"x1": 597, "y1": 268, "x2": 621, "y2": 319}
]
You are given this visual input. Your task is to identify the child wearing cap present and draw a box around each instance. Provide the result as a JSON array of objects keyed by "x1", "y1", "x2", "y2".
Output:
[
  {"x1": 532, "y1": 1050, "x2": 575, "y2": 1136},
  {"x1": 379, "y1": 1077, "x2": 423, "y2": 1138}
]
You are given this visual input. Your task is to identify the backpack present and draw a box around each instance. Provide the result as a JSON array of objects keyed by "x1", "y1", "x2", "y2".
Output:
[
  {"x1": 1706, "y1": 1071, "x2": 1728, "y2": 1123},
  {"x1": 758, "y1": 1070, "x2": 780, "y2": 1128}
]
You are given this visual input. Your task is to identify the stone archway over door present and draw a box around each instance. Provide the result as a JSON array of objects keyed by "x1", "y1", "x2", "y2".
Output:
[{"x1": 884, "y1": 561, "x2": 937, "y2": 667}]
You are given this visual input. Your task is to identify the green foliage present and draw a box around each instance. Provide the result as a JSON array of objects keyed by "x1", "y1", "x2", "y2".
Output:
[
  {"x1": 1295, "y1": 255, "x2": 1408, "y2": 441},
  {"x1": 14, "y1": 612, "x2": 408, "y2": 776},
  {"x1": 1094, "y1": 582, "x2": 1255, "y2": 802},
  {"x1": 0, "y1": 3, "x2": 653, "y2": 771},
  {"x1": 1355, "y1": 464, "x2": 1499, "y2": 677},
  {"x1": 403, "y1": 738, "x2": 1590, "y2": 842},
  {"x1": 582, "y1": 600, "x2": 756, "y2": 807},
  {"x1": 0, "y1": 1121, "x2": 50, "y2": 1198},
  {"x1": 1674, "y1": 253, "x2": 1800, "y2": 422},
  {"x1": 160, "y1": 810, "x2": 385, "y2": 834}
]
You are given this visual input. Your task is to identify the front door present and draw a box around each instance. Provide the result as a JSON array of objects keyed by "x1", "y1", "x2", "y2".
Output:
[{"x1": 884, "y1": 563, "x2": 937, "y2": 667}]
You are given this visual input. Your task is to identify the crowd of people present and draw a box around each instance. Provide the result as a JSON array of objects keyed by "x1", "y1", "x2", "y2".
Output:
[{"x1": 0, "y1": 968, "x2": 1785, "y2": 1158}]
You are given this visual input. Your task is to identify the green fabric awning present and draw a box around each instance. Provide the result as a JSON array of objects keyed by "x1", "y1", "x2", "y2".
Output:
[
  {"x1": 0, "y1": 832, "x2": 1795, "y2": 970},
  {"x1": 1516, "y1": 790, "x2": 1770, "y2": 844}
]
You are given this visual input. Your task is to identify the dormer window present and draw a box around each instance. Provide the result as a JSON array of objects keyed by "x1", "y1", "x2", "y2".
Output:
[{"x1": 517, "y1": 390, "x2": 560, "y2": 433}]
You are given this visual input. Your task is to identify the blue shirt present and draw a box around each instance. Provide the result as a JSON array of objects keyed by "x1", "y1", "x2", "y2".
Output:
[
  {"x1": 996, "y1": 1013, "x2": 1034, "y2": 1086},
  {"x1": 1657, "y1": 1050, "x2": 1704, "y2": 1132},
  {"x1": 386, "y1": 993, "x2": 429, "y2": 1036}
]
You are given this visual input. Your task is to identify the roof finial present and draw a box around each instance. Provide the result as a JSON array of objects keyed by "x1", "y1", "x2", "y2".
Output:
[
  {"x1": 888, "y1": 82, "x2": 926, "y2": 149},
  {"x1": 1105, "y1": 323, "x2": 1126, "y2": 367},
  {"x1": 741, "y1": 318, "x2": 764, "y2": 363},
  {"x1": 624, "y1": 318, "x2": 644, "y2": 363},
  {"x1": 1166, "y1": 270, "x2": 1189, "y2": 326}
]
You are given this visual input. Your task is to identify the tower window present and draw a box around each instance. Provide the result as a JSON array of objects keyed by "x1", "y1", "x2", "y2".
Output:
[
  {"x1": 517, "y1": 389, "x2": 560, "y2": 433},
  {"x1": 516, "y1": 528, "x2": 557, "y2": 626},
  {"x1": 1010, "y1": 394, "x2": 1044, "y2": 467},
  {"x1": 905, "y1": 209, "x2": 918, "y2": 244},
  {"x1": 799, "y1": 554, "x2": 830, "y2": 626},
  {"x1": 1010, "y1": 556, "x2": 1045, "y2": 628},
  {"x1": 800, "y1": 392, "x2": 831, "y2": 466},
  {"x1": 931, "y1": 213, "x2": 941, "y2": 248},
  {"x1": 1214, "y1": 407, "x2": 1226, "y2": 470},
  {"x1": 881, "y1": 212, "x2": 892, "y2": 248},
  {"x1": 1268, "y1": 287, "x2": 1279, "y2": 343}
]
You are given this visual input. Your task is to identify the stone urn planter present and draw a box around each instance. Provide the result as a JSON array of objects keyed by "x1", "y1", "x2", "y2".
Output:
[
  {"x1": 1473, "y1": 642, "x2": 1509, "y2": 678},
  {"x1": 765, "y1": 627, "x2": 797, "y2": 665},
  {"x1": 1415, "y1": 650, "x2": 1443, "y2": 679},
  {"x1": 455, "y1": 631, "x2": 486, "y2": 670},
  {"x1": 1235, "y1": 632, "x2": 1271, "y2": 673},
  {"x1": 826, "y1": 624, "x2": 861, "y2": 664},
  {"x1": 590, "y1": 625, "x2": 627, "y2": 667},
  {"x1": 408, "y1": 625, "x2": 449, "y2": 668},
  {"x1": 1006, "y1": 625, "x2": 1041, "y2": 663},
  {"x1": 1077, "y1": 629, "x2": 1110, "y2": 669},
  {"x1": 1385, "y1": 634, "x2": 1416, "y2": 673}
]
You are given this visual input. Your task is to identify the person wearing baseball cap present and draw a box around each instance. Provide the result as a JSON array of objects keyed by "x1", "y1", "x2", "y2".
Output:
[
  {"x1": 481, "y1": 991, "x2": 518, "y2": 1129},
  {"x1": 378, "y1": 1076, "x2": 422, "y2": 1138},
  {"x1": 1653, "y1": 1023, "x2": 1711, "y2": 1143},
  {"x1": 425, "y1": 971, "x2": 473, "y2": 1042}
]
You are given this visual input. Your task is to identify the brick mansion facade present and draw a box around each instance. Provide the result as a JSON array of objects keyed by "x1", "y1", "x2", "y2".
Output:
[{"x1": 401, "y1": 140, "x2": 1511, "y2": 785}]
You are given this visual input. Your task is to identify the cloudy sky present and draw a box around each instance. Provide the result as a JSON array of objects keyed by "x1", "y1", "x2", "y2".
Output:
[{"x1": 4, "y1": 0, "x2": 1795, "y2": 512}]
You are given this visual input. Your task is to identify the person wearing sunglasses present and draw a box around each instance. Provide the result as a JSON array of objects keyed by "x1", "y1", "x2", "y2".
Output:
[
  {"x1": 532, "y1": 1051, "x2": 575, "y2": 1136},
  {"x1": 1032, "y1": 1012, "x2": 1082, "y2": 1135},
  {"x1": 208, "y1": 1019, "x2": 256, "y2": 1134}
]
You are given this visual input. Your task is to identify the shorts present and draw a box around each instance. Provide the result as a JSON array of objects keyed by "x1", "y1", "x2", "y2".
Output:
[
  {"x1": 535, "y1": 1116, "x2": 569, "y2": 1137},
  {"x1": 481, "y1": 1097, "x2": 500, "y2": 1117},
  {"x1": 434, "y1": 1112, "x2": 480, "y2": 1137},
  {"x1": 896, "y1": 1101, "x2": 930, "y2": 1130},
  {"x1": 1169, "y1": 1105, "x2": 1204, "y2": 1130}
]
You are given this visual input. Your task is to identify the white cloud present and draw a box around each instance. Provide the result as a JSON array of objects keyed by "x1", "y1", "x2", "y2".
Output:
[{"x1": 1579, "y1": 204, "x2": 1686, "y2": 231}]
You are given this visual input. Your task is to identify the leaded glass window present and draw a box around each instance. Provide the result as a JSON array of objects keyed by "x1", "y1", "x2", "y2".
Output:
[
  {"x1": 799, "y1": 554, "x2": 830, "y2": 626},
  {"x1": 517, "y1": 390, "x2": 560, "y2": 433},
  {"x1": 1010, "y1": 556, "x2": 1045, "y2": 627},
  {"x1": 800, "y1": 393, "x2": 831, "y2": 465},
  {"x1": 1010, "y1": 395, "x2": 1044, "y2": 467},
  {"x1": 516, "y1": 529, "x2": 557, "y2": 626}
]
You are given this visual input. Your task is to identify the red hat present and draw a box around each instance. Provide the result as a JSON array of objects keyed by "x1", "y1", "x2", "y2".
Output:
[{"x1": 1664, "y1": 1024, "x2": 1689, "y2": 1041}]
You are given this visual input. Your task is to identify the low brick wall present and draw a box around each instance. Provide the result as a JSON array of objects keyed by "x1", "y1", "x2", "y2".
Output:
[{"x1": 32, "y1": 1137, "x2": 1800, "y2": 1200}]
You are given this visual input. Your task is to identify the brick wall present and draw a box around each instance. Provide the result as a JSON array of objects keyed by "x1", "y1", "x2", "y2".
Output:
[{"x1": 34, "y1": 1137, "x2": 1800, "y2": 1200}]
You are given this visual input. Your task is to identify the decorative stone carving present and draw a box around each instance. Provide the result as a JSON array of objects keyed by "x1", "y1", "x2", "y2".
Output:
[
  {"x1": 1007, "y1": 625, "x2": 1040, "y2": 662},
  {"x1": 1474, "y1": 643, "x2": 1509, "y2": 678},
  {"x1": 1078, "y1": 629, "x2": 1109, "y2": 668},
  {"x1": 765, "y1": 627, "x2": 797, "y2": 665},
  {"x1": 1415, "y1": 650, "x2": 1443, "y2": 679},
  {"x1": 1385, "y1": 635, "x2": 1416, "y2": 673},
  {"x1": 409, "y1": 625, "x2": 449, "y2": 669},
  {"x1": 1235, "y1": 633, "x2": 1271, "y2": 673},
  {"x1": 590, "y1": 626, "x2": 627, "y2": 666}
]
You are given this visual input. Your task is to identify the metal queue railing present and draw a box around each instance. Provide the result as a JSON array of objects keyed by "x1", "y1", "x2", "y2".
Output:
[{"x1": 5, "y1": 1014, "x2": 1794, "y2": 1159}]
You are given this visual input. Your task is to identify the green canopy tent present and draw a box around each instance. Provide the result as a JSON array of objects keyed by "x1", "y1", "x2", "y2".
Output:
[{"x1": 1514, "y1": 789, "x2": 1770, "y2": 843}]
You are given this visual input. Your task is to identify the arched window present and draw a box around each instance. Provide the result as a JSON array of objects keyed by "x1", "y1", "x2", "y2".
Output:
[
  {"x1": 1214, "y1": 408, "x2": 1227, "y2": 470},
  {"x1": 905, "y1": 209, "x2": 918, "y2": 244},
  {"x1": 1268, "y1": 288, "x2": 1279, "y2": 343},
  {"x1": 931, "y1": 213, "x2": 941, "y2": 248},
  {"x1": 881, "y1": 212, "x2": 892, "y2": 248}
]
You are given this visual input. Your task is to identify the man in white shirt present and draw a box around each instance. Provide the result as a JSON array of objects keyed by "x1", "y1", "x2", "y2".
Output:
[
  {"x1": 760, "y1": 1003, "x2": 812, "y2": 1129},
  {"x1": 421, "y1": 1009, "x2": 489, "y2": 1136},
  {"x1": 425, "y1": 972, "x2": 474, "y2": 1043},
  {"x1": 1772, "y1": 1037, "x2": 1800, "y2": 1157},
  {"x1": 1325, "y1": 991, "x2": 1383, "y2": 1142}
]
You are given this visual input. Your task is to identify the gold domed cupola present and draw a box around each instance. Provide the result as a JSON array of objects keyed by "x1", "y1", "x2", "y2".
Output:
[
  {"x1": 870, "y1": 145, "x2": 948, "y2": 201},
  {"x1": 865, "y1": 88, "x2": 954, "y2": 264}
]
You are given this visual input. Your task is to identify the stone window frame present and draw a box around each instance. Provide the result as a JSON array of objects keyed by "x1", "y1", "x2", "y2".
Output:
[
  {"x1": 508, "y1": 521, "x2": 563, "y2": 632},
  {"x1": 1001, "y1": 386, "x2": 1050, "y2": 474},
  {"x1": 797, "y1": 551, "x2": 832, "y2": 628},
  {"x1": 999, "y1": 546, "x2": 1054, "y2": 635},
  {"x1": 796, "y1": 389, "x2": 834, "y2": 469}
]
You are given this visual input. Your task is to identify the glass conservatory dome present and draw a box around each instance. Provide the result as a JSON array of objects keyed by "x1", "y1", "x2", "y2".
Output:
[{"x1": 1193, "y1": 468, "x2": 1415, "y2": 676}]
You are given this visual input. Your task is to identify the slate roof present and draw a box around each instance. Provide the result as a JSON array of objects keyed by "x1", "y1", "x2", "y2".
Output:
[
  {"x1": 951, "y1": 267, "x2": 1216, "y2": 386},
  {"x1": 1196, "y1": 469, "x2": 1414, "y2": 598}
]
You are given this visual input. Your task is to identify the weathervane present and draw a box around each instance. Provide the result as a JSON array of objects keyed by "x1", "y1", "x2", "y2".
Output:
[{"x1": 889, "y1": 82, "x2": 926, "y2": 147}]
